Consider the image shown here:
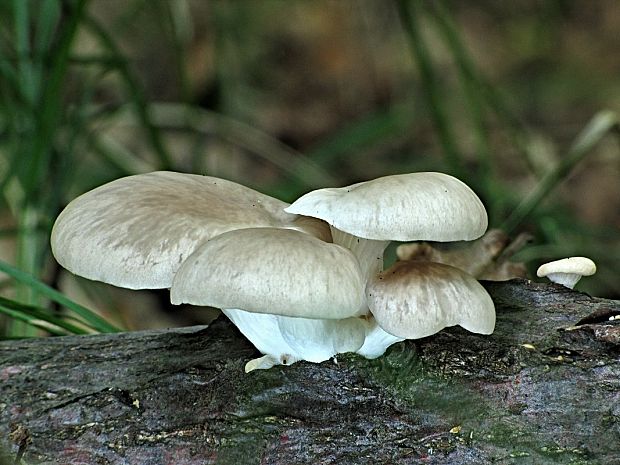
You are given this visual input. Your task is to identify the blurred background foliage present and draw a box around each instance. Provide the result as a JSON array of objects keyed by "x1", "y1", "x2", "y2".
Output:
[{"x1": 0, "y1": 0, "x2": 618, "y2": 338}]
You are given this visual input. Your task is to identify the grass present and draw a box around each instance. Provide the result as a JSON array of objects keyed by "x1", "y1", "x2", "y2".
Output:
[
  {"x1": 0, "y1": 259, "x2": 120, "y2": 333},
  {"x1": 0, "y1": 0, "x2": 617, "y2": 338}
]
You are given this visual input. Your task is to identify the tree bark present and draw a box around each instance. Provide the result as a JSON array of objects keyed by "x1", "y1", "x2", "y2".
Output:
[{"x1": 1, "y1": 280, "x2": 619, "y2": 465}]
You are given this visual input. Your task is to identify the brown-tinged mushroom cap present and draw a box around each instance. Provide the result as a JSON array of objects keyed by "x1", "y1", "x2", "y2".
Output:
[
  {"x1": 536, "y1": 256, "x2": 596, "y2": 289},
  {"x1": 366, "y1": 260, "x2": 495, "y2": 339},
  {"x1": 170, "y1": 227, "x2": 366, "y2": 319},
  {"x1": 51, "y1": 171, "x2": 330, "y2": 289},
  {"x1": 285, "y1": 172, "x2": 488, "y2": 242}
]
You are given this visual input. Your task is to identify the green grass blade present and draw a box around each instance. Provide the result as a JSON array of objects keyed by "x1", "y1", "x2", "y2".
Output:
[
  {"x1": 0, "y1": 296, "x2": 90, "y2": 335},
  {"x1": 18, "y1": 0, "x2": 87, "y2": 199},
  {"x1": 0, "y1": 304, "x2": 68, "y2": 336},
  {"x1": 0, "y1": 259, "x2": 121, "y2": 333},
  {"x1": 89, "y1": 133, "x2": 156, "y2": 175},
  {"x1": 157, "y1": 0, "x2": 192, "y2": 102},
  {"x1": 502, "y1": 110, "x2": 619, "y2": 233},
  {"x1": 34, "y1": 0, "x2": 61, "y2": 58},
  {"x1": 13, "y1": 0, "x2": 35, "y2": 104},
  {"x1": 31, "y1": 0, "x2": 62, "y2": 96}
]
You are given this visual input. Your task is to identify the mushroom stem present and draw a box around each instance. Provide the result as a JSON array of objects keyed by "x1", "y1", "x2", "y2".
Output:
[
  {"x1": 330, "y1": 227, "x2": 388, "y2": 283},
  {"x1": 223, "y1": 309, "x2": 294, "y2": 362},
  {"x1": 222, "y1": 308, "x2": 366, "y2": 369},
  {"x1": 245, "y1": 355, "x2": 279, "y2": 373},
  {"x1": 356, "y1": 316, "x2": 405, "y2": 359},
  {"x1": 543, "y1": 272, "x2": 582, "y2": 289},
  {"x1": 536, "y1": 257, "x2": 596, "y2": 289}
]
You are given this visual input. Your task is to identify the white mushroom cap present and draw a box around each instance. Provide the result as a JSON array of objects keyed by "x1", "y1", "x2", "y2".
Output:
[
  {"x1": 170, "y1": 227, "x2": 366, "y2": 319},
  {"x1": 366, "y1": 260, "x2": 495, "y2": 339},
  {"x1": 536, "y1": 257, "x2": 597, "y2": 289},
  {"x1": 51, "y1": 171, "x2": 329, "y2": 289},
  {"x1": 284, "y1": 172, "x2": 488, "y2": 242}
]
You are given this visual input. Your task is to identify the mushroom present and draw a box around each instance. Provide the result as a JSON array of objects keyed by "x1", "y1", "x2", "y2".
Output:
[
  {"x1": 366, "y1": 260, "x2": 495, "y2": 339},
  {"x1": 222, "y1": 309, "x2": 367, "y2": 372},
  {"x1": 536, "y1": 257, "x2": 597, "y2": 289},
  {"x1": 50, "y1": 173, "x2": 359, "y2": 372},
  {"x1": 51, "y1": 171, "x2": 330, "y2": 289},
  {"x1": 169, "y1": 227, "x2": 368, "y2": 371},
  {"x1": 285, "y1": 172, "x2": 494, "y2": 356},
  {"x1": 170, "y1": 227, "x2": 366, "y2": 319},
  {"x1": 285, "y1": 172, "x2": 488, "y2": 242}
]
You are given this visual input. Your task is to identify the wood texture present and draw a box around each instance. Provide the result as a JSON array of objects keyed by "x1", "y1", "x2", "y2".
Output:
[{"x1": 1, "y1": 280, "x2": 619, "y2": 464}]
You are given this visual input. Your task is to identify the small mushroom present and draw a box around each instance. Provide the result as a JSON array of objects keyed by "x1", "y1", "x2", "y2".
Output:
[{"x1": 536, "y1": 257, "x2": 597, "y2": 289}]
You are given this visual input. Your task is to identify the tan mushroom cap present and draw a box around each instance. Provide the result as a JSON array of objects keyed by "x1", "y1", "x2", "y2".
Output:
[
  {"x1": 366, "y1": 260, "x2": 495, "y2": 339},
  {"x1": 285, "y1": 172, "x2": 488, "y2": 242},
  {"x1": 51, "y1": 171, "x2": 330, "y2": 289},
  {"x1": 170, "y1": 228, "x2": 366, "y2": 319}
]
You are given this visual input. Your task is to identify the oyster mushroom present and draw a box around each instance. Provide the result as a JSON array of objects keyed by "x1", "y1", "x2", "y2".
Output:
[
  {"x1": 51, "y1": 171, "x2": 330, "y2": 289},
  {"x1": 536, "y1": 257, "x2": 597, "y2": 289},
  {"x1": 366, "y1": 260, "x2": 495, "y2": 339},
  {"x1": 170, "y1": 227, "x2": 368, "y2": 371},
  {"x1": 285, "y1": 172, "x2": 494, "y2": 357}
]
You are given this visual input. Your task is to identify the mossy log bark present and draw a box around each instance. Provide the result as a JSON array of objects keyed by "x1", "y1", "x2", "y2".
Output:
[{"x1": 1, "y1": 280, "x2": 619, "y2": 465}]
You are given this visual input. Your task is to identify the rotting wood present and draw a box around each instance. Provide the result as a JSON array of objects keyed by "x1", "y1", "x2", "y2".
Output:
[{"x1": 1, "y1": 279, "x2": 619, "y2": 465}]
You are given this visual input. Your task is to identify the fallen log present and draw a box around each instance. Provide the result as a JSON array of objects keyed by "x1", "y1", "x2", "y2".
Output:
[{"x1": 1, "y1": 280, "x2": 619, "y2": 464}]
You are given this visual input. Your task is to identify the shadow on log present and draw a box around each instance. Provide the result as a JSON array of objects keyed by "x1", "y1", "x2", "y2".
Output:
[{"x1": 1, "y1": 280, "x2": 619, "y2": 464}]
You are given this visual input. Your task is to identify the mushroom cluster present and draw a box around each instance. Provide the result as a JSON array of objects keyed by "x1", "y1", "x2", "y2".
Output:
[{"x1": 51, "y1": 171, "x2": 496, "y2": 372}]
